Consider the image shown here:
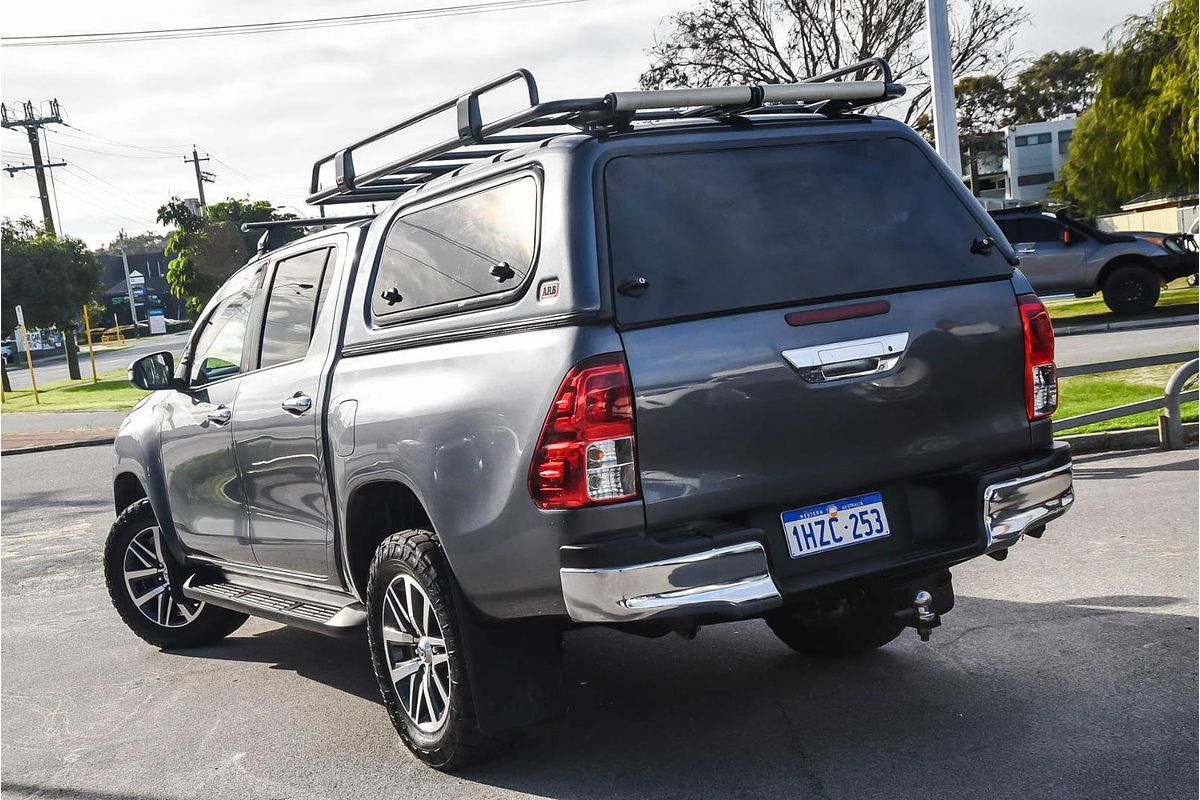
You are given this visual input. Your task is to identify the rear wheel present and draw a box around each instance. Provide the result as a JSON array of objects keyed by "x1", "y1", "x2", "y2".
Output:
[
  {"x1": 366, "y1": 529, "x2": 508, "y2": 770},
  {"x1": 765, "y1": 595, "x2": 904, "y2": 658},
  {"x1": 104, "y1": 499, "x2": 248, "y2": 649},
  {"x1": 1102, "y1": 264, "x2": 1161, "y2": 315}
]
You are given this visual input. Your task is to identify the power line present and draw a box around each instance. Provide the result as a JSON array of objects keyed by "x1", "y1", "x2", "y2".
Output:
[
  {"x1": 2, "y1": 0, "x2": 593, "y2": 47},
  {"x1": 52, "y1": 173, "x2": 160, "y2": 228},
  {"x1": 41, "y1": 127, "x2": 64, "y2": 233},
  {"x1": 57, "y1": 125, "x2": 188, "y2": 155},
  {"x1": 44, "y1": 134, "x2": 178, "y2": 159}
]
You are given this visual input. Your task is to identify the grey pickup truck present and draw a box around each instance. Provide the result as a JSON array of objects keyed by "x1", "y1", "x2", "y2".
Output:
[{"x1": 107, "y1": 61, "x2": 1075, "y2": 770}]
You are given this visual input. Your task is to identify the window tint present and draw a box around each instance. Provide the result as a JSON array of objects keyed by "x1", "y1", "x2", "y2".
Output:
[
  {"x1": 1017, "y1": 172, "x2": 1055, "y2": 187},
  {"x1": 605, "y1": 138, "x2": 1007, "y2": 326},
  {"x1": 1015, "y1": 133, "x2": 1052, "y2": 147},
  {"x1": 995, "y1": 219, "x2": 1022, "y2": 241},
  {"x1": 259, "y1": 247, "x2": 333, "y2": 368},
  {"x1": 1024, "y1": 218, "x2": 1064, "y2": 242},
  {"x1": 372, "y1": 176, "x2": 537, "y2": 318},
  {"x1": 189, "y1": 284, "x2": 256, "y2": 384},
  {"x1": 1058, "y1": 129, "x2": 1073, "y2": 155}
]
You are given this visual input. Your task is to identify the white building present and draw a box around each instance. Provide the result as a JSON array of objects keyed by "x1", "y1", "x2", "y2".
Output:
[
  {"x1": 962, "y1": 116, "x2": 1078, "y2": 207},
  {"x1": 1002, "y1": 117, "x2": 1077, "y2": 203}
]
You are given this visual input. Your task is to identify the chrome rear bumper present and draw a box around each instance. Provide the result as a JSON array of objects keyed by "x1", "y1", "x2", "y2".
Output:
[
  {"x1": 560, "y1": 541, "x2": 782, "y2": 623},
  {"x1": 983, "y1": 462, "x2": 1074, "y2": 553}
]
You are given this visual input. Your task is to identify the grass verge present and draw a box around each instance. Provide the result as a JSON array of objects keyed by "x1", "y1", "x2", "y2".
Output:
[
  {"x1": 1045, "y1": 284, "x2": 1197, "y2": 321},
  {"x1": 1055, "y1": 363, "x2": 1198, "y2": 434},
  {"x1": 1, "y1": 370, "x2": 146, "y2": 413}
]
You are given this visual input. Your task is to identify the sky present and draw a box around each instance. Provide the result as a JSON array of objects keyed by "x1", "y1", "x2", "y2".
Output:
[{"x1": 1, "y1": 0, "x2": 1158, "y2": 247}]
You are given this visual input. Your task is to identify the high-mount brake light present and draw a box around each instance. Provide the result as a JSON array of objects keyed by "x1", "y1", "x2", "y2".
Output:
[
  {"x1": 1018, "y1": 293, "x2": 1057, "y2": 420},
  {"x1": 529, "y1": 353, "x2": 639, "y2": 509}
]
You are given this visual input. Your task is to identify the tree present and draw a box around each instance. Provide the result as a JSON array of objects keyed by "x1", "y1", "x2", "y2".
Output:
[
  {"x1": 1010, "y1": 48, "x2": 1100, "y2": 124},
  {"x1": 1052, "y1": 0, "x2": 1198, "y2": 215},
  {"x1": 639, "y1": 0, "x2": 1028, "y2": 125},
  {"x1": 1, "y1": 217, "x2": 103, "y2": 380},
  {"x1": 95, "y1": 230, "x2": 168, "y2": 256},
  {"x1": 157, "y1": 197, "x2": 298, "y2": 316},
  {"x1": 953, "y1": 75, "x2": 1012, "y2": 196}
]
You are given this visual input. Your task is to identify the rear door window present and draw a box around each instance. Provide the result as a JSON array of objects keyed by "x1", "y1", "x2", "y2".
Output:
[
  {"x1": 604, "y1": 137, "x2": 1008, "y2": 326},
  {"x1": 1023, "y1": 218, "x2": 1065, "y2": 243},
  {"x1": 371, "y1": 176, "x2": 538, "y2": 320},
  {"x1": 258, "y1": 247, "x2": 334, "y2": 368}
]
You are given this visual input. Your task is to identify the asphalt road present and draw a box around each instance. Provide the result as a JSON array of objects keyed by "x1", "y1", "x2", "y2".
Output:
[
  {"x1": 1056, "y1": 320, "x2": 1197, "y2": 367},
  {"x1": 4, "y1": 331, "x2": 192, "y2": 390},
  {"x1": 1, "y1": 445, "x2": 1196, "y2": 800}
]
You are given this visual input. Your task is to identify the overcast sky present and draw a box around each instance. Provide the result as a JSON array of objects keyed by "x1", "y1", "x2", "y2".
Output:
[{"x1": 1, "y1": 0, "x2": 1156, "y2": 247}]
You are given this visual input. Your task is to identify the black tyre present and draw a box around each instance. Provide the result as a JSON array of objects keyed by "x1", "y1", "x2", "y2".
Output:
[
  {"x1": 765, "y1": 597, "x2": 905, "y2": 658},
  {"x1": 366, "y1": 529, "x2": 507, "y2": 770},
  {"x1": 1102, "y1": 264, "x2": 1161, "y2": 315},
  {"x1": 104, "y1": 499, "x2": 248, "y2": 649}
]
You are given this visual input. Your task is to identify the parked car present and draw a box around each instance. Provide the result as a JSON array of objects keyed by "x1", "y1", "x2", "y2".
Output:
[
  {"x1": 107, "y1": 62, "x2": 1075, "y2": 770},
  {"x1": 990, "y1": 208, "x2": 1198, "y2": 314},
  {"x1": 1, "y1": 340, "x2": 13, "y2": 364}
]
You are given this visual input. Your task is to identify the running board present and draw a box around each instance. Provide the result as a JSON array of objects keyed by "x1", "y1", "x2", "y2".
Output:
[{"x1": 183, "y1": 574, "x2": 366, "y2": 638}]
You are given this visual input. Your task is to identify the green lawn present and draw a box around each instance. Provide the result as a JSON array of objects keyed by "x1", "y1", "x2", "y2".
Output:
[
  {"x1": 1046, "y1": 284, "x2": 1198, "y2": 321},
  {"x1": 1055, "y1": 363, "x2": 1198, "y2": 434},
  {"x1": 2, "y1": 370, "x2": 147, "y2": 413}
]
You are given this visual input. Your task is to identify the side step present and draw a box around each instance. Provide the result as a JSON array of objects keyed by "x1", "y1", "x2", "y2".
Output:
[{"x1": 183, "y1": 573, "x2": 366, "y2": 638}]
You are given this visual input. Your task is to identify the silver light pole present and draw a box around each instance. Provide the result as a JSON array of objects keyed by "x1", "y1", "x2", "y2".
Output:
[{"x1": 926, "y1": 0, "x2": 962, "y2": 176}]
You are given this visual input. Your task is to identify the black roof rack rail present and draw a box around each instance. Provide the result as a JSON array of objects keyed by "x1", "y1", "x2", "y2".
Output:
[
  {"x1": 242, "y1": 214, "x2": 375, "y2": 253},
  {"x1": 306, "y1": 58, "x2": 904, "y2": 208}
]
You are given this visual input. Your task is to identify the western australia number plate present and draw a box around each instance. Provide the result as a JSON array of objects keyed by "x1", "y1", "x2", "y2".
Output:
[{"x1": 781, "y1": 492, "x2": 891, "y2": 559}]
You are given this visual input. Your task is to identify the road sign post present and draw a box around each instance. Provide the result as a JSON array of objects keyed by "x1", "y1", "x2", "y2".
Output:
[
  {"x1": 15, "y1": 305, "x2": 39, "y2": 405},
  {"x1": 82, "y1": 304, "x2": 98, "y2": 384}
]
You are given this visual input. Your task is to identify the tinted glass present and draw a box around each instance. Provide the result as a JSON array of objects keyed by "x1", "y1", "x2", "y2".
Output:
[
  {"x1": 605, "y1": 138, "x2": 1007, "y2": 326},
  {"x1": 259, "y1": 247, "x2": 333, "y2": 368},
  {"x1": 995, "y1": 219, "x2": 1023, "y2": 241},
  {"x1": 1024, "y1": 218, "x2": 1064, "y2": 242},
  {"x1": 372, "y1": 177, "x2": 537, "y2": 318},
  {"x1": 189, "y1": 285, "x2": 255, "y2": 384}
]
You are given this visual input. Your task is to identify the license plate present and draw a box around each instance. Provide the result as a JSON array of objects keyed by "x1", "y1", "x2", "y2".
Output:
[{"x1": 781, "y1": 492, "x2": 891, "y2": 559}]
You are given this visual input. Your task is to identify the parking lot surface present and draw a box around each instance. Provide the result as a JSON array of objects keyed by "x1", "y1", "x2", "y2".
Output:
[{"x1": 1, "y1": 445, "x2": 1196, "y2": 800}]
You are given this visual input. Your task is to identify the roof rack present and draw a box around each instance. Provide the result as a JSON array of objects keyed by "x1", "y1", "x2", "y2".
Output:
[{"x1": 307, "y1": 58, "x2": 904, "y2": 208}]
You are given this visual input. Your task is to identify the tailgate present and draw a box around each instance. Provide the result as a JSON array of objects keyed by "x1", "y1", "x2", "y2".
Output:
[{"x1": 621, "y1": 281, "x2": 1030, "y2": 528}]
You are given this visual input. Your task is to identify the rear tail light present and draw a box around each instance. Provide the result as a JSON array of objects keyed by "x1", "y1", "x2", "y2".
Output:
[
  {"x1": 529, "y1": 353, "x2": 640, "y2": 509},
  {"x1": 1018, "y1": 293, "x2": 1057, "y2": 420}
]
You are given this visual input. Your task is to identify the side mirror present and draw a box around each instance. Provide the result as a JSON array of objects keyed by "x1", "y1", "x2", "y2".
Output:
[{"x1": 128, "y1": 351, "x2": 180, "y2": 391}]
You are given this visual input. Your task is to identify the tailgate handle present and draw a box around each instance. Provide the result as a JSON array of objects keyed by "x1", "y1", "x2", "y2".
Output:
[{"x1": 782, "y1": 332, "x2": 909, "y2": 384}]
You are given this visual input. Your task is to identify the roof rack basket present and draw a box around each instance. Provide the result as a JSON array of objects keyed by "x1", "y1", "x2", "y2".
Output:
[{"x1": 307, "y1": 58, "x2": 904, "y2": 208}]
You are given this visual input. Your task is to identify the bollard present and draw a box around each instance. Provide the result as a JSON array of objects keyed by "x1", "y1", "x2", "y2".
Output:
[{"x1": 1159, "y1": 358, "x2": 1198, "y2": 450}]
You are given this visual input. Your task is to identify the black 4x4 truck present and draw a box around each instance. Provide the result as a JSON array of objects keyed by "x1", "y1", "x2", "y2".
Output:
[{"x1": 108, "y1": 60, "x2": 1075, "y2": 769}]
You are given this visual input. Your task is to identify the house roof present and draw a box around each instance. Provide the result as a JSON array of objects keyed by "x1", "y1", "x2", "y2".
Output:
[{"x1": 1121, "y1": 189, "x2": 1199, "y2": 212}]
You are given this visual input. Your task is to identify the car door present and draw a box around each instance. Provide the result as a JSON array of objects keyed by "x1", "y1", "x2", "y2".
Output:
[
  {"x1": 159, "y1": 265, "x2": 263, "y2": 564},
  {"x1": 1007, "y1": 217, "x2": 1086, "y2": 293},
  {"x1": 231, "y1": 244, "x2": 339, "y2": 578}
]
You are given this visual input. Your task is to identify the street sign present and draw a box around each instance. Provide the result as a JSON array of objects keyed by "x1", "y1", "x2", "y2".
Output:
[
  {"x1": 129, "y1": 270, "x2": 145, "y2": 286},
  {"x1": 14, "y1": 304, "x2": 24, "y2": 327}
]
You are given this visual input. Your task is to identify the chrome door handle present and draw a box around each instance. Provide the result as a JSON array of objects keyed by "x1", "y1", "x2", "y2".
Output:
[
  {"x1": 782, "y1": 332, "x2": 909, "y2": 384},
  {"x1": 281, "y1": 392, "x2": 313, "y2": 415},
  {"x1": 207, "y1": 405, "x2": 232, "y2": 425}
]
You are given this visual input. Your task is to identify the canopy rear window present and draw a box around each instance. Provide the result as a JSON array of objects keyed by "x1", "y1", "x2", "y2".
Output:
[{"x1": 604, "y1": 137, "x2": 1008, "y2": 326}]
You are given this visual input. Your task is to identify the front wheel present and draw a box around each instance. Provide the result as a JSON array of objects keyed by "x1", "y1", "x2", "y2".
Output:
[
  {"x1": 1102, "y1": 264, "x2": 1161, "y2": 315},
  {"x1": 104, "y1": 499, "x2": 248, "y2": 649},
  {"x1": 366, "y1": 529, "x2": 508, "y2": 770}
]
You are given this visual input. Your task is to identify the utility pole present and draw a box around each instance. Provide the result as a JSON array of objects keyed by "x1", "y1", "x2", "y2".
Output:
[
  {"x1": 184, "y1": 146, "x2": 214, "y2": 208},
  {"x1": 118, "y1": 230, "x2": 142, "y2": 339},
  {"x1": 925, "y1": 0, "x2": 962, "y2": 177},
  {"x1": 1, "y1": 100, "x2": 65, "y2": 234}
]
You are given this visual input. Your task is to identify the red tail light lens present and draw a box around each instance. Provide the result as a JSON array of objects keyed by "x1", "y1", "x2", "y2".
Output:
[
  {"x1": 1018, "y1": 293, "x2": 1057, "y2": 420},
  {"x1": 529, "y1": 353, "x2": 639, "y2": 509}
]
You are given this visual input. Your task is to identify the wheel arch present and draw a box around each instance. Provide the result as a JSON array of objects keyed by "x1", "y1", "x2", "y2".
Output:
[
  {"x1": 342, "y1": 479, "x2": 436, "y2": 602},
  {"x1": 113, "y1": 471, "x2": 147, "y2": 516},
  {"x1": 1096, "y1": 254, "x2": 1161, "y2": 289}
]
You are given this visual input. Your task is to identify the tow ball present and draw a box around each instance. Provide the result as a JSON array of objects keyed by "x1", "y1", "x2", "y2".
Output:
[{"x1": 912, "y1": 590, "x2": 939, "y2": 642}]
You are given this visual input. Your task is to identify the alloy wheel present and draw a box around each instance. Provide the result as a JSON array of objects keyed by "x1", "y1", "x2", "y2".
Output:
[
  {"x1": 122, "y1": 525, "x2": 203, "y2": 628},
  {"x1": 380, "y1": 574, "x2": 452, "y2": 733}
]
